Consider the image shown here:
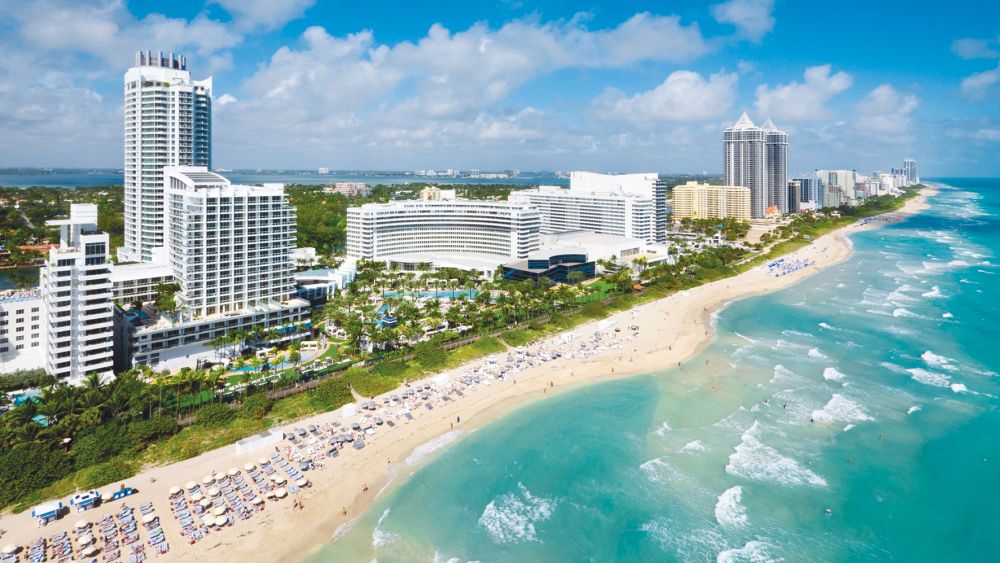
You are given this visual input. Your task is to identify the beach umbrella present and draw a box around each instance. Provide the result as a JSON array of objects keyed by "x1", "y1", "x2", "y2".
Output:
[
  {"x1": 168, "y1": 486, "x2": 181, "y2": 496},
  {"x1": 212, "y1": 506, "x2": 228, "y2": 516},
  {"x1": 274, "y1": 476, "x2": 287, "y2": 484},
  {"x1": 215, "y1": 515, "x2": 229, "y2": 527},
  {"x1": 2, "y1": 545, "x2": 18, "y2": 555},
  {"x1": 76, "y1": 535, "x2": 94, "y2": 546},
  {"x1": 295, "y1": 478, "x2": 309, "y2": 487},
  {"x1": 207, "y1": 487, "x2": 220, "y2": 497},
  {"x1": 75, "y1": 519, "x2": 90, "y2": 529},
  {"x1": 275, "y1": 488, "x2": 287, "y2": 498},
  {"x1": 213, "y1": 472, "x2": 225, "y2": 481},
  {"x1": 185, "y1": 480, "x2": 198, "y2": 490},
  {"x1": 199, "y1": 498, "x2": 212, "y2": 508},
  {"x1": 190, "y1": 493, "x2": 203, "y2": 502},
  {"x1": 83, "y1": 546, "x2": 99, "y2": 557},
  {"x1": 202, "y1": 475, "x2": 215, "y2": 485},
  {"x1": 259, "y1": 457, "x2": 269, "y2": 465},
  {"x1": 253, "y1": 497, "x2": 265, "y2": 504},
  {"x1": 141, "y1": 514, "x2": 156, "y2": 524},
  {"x1": 265, "y1": 490, "x2": 276, "y2": 498},
  {"x1": 244, "y1": 463, "x2": 256, "y2": 471},
  {"x1": 227, "y1": 468, "x2": 239, "y2": 477}
]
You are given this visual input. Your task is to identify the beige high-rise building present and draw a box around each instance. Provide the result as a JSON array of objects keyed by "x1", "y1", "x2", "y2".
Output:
[{"x1": 671, "y1": 181, "x2": 751, "y2": 222}]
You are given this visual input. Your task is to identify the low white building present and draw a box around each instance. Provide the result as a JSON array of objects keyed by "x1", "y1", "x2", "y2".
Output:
[
  {"x1": 295, "y1": 260, "x2": 357, "y2": 303},
  {"x1": 540, "y1": 231, "x2": 646, "y2": 263},
  {"x1": 291, "y1": 247, "x2": 318, "y2": 268},
  {"x1": 0, "y1": 290, "x2": 44, "y2": 372}
]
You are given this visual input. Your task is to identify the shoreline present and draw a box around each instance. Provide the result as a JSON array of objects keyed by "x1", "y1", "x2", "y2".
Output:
[{"x1": 0, "y1": 187, "x2": 934, "y2": 562}]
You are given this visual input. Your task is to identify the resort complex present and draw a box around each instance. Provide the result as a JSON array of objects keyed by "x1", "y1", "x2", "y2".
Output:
[{"x1": 0, "y1": 42, "x2": 928, "y2": 563}]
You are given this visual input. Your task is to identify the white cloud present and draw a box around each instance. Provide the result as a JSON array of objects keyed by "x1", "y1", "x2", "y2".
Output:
[
  {"x1": 854, "y1": 84, "x2": 919, "y2": 138},
  {"x1": 594, "y1": 70, "x2": 738, "y2": 125},
  {"x1": 218, "y1": 13, "x2": 714, "y2": 159},
  {"x1": 754, "y1": 64, "x2": 852, "y2": 121},
  {"x1": 8, "y1": 0, "x2": 241, "y2": 68},
  {"x1": 712, "y1": 0, "x2": 775, "y2": 41},
  {"x1": 214, "y1": 0, "x2": 315, "y2": 30},
  {"x1": 960, "y1": 62, "x2": 1000, "y2": 100},
  {"x1": 951, "y1": 37, "x2": 1000, "y2": 60},
  {"x1": 217, "y1": 93, "x2": 238, "y2": 106}
]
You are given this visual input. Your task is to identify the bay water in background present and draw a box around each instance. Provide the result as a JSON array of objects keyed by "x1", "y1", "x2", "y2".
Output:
[{"x1": 316, "y1": 180, "x2": 999, "y2": 561}]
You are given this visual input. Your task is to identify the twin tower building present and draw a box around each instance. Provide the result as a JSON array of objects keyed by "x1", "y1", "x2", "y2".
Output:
[{"x1": 724, "y1": 112, "x2": 788, "y2": 219}]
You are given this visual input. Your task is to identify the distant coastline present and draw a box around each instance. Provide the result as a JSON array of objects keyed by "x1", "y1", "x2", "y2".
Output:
[{"x1": 0, "y1": 169, "x2": 570, "y2": 188}]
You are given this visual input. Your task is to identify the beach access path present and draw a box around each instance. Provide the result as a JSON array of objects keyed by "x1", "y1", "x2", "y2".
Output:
[{"x1": 0, "y1": 187, "x2": 934, "y2": 562}]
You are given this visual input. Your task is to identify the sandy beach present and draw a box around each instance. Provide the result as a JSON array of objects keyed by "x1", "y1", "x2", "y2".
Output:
[{"x1": 0, "y1": 187, "x2": 934, "y2": 563}]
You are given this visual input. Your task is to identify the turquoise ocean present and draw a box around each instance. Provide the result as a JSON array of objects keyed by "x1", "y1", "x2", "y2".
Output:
[{"x1": 312, "y1": 179, "x2": 999, "y2": 562}]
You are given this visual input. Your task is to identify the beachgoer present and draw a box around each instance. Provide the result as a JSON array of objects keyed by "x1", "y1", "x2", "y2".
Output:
[
  {"x1": 363, "y1": 484, "x2": 369, "y2": 493},
  {"x1": 342, "y1": 507, "x2": 347, "y2": 516}
]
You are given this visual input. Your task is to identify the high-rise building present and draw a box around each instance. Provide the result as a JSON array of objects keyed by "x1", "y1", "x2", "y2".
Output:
[
  {"x1": 764, "y1": 119, "x2": 788, "y2": 214},
  {"x1": 509, "y1": 186, "x2": 657, "y2": 242},
  {"x1": 795, "y1": 177, "x2": 824, "y2": 207},
  {"x1": 816, "y1": 169, "x2": 858, "y2": 206},
  {"x1": 671, "y1": 181, "x2": 751, "y2": 221},
  {"x1": 787, "y1": 180, "x2": 801, "y2": 213},
  {"x1": 164, "y1": 167, "x2": 296, "y2": 319},
  {"x1": 903, "y1": 159, "x2": 918, "y2": 185},
  {"x1": 41, "y1": 205, "x2": 114, "y2": 383},
  {"x1": 121, "y1": 51, "x2": 212, "y2": 263},
  {"x1": 117, "y1": 168, "x2": 310, "y2": 371},
  {"x1": 724, "y1": 112, "x2": 767, "y2": 219}
]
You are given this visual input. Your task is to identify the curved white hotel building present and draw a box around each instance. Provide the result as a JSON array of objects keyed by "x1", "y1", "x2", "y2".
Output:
[{"x1": 346, "y1": 199, "x2": 540, "y2": 274}]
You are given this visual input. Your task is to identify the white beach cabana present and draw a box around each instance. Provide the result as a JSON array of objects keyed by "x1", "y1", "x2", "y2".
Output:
[{"x1": 74, "y1": 519, "x2": 89, "y2": 529}]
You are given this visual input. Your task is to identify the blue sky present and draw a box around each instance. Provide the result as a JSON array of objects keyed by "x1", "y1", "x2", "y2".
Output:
[{"x1": 1, "y1": 0, "x2": 998, "y2": 176}]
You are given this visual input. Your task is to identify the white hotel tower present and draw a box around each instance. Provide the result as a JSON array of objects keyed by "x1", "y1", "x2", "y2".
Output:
[
  {"x1": 40, "y1": 205, "x2": 114, "y2": 383},
  {"x1": 121, "y1": 51, "x2": 212, "y2": 263}
]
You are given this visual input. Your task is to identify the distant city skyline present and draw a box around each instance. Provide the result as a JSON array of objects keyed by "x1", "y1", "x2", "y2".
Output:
[{"x1": 0, "y1": 1, "x2": 998, "y2": 175}]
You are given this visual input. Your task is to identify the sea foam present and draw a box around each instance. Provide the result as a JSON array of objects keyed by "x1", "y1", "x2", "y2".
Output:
[
  {"x1": 808, "y1": 348, "x2": 828, "y2": 360},
  {"x1": 478, "y1": 483, "x2": 555, "y2": 544},
  {"x1": 405, "y1": 430, "x2": 461, "y2": 466},
  {"x1": 921, "y1": 351, "x2": 958, "y2": 372},
  {"x1": 714, "y1": 486, "x2": 747, "y2": 528},
  {"x1": 725, "y1": 422, "x2": 827, "y2": 487},
  {"x1": 822, "y1": 367, "x2": 846, "y2": 382},
  {"x1": 811, "y1": 394, "x2": 873, "y2": 424},
  {"x1": 717, "y1": 540, "x2": 773, "y2": 563},
  {"x1": 921, "y1": 286, "x2": 944, "y2": 298},
  {"x1": 371, "y1": 508, "x2": 400, "y2": 548},
  {"x1": 680, "y1": 440, "x2": 707, "y2": 454},
  {"x1": 907, "y1": 368, "x2": 951, "y2": 388}
]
